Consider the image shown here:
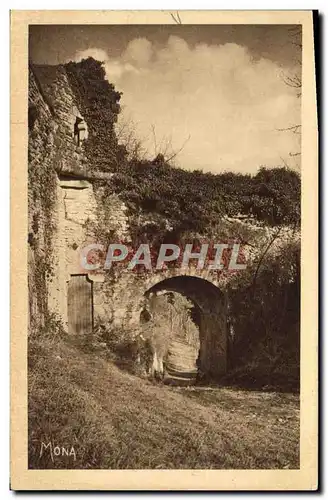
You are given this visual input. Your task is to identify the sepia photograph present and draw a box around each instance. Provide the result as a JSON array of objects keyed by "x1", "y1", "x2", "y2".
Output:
[{"x1": 11, "y1": 10, "x2": 318, "y2": 491}]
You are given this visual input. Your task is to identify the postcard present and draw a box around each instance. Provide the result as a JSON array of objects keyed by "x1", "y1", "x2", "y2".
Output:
[{"x1": 11, "y1": 10, "x2": 318, "y2": 490}]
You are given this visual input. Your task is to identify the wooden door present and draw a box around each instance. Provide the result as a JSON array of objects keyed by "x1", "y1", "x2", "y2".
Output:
[{"x1": 68, "y1": 275, "x2": 93, "y2": 334}]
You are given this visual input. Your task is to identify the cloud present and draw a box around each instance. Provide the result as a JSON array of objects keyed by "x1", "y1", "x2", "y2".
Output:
[
  {"x1": 75, "y1": 48, "x2": 108, "y2": 63},
  {"x1": 122, "y1": 37, "x2": 153, "y2": 66},
  {"x1": 75, "y1": 36, "x2": 301, "y2": 174}
]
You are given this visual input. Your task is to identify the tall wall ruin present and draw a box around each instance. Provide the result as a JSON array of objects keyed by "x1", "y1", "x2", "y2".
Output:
[{"x1": 28, "y1": 60, "x2": 300, "y2": 381}]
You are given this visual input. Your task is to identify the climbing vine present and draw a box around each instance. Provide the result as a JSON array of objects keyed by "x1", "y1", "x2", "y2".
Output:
[
  {"x1": 28, "y1": 68, "x2": 64, "y2": 329},
  {"x1": 65, "y1": 58, "x2": 127, "y2": 173}
]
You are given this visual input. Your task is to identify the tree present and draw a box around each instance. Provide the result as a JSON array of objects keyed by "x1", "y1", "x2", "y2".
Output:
[{"x1": 278, "y1": 26, "x2": 302, "y2": 168}]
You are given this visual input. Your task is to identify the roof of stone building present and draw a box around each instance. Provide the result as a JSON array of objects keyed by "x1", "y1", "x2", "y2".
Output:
[
  {"x1": 30, "y1": 62, "x2": 118, "y2": 182},
  {"x1": 29, "y1": 63, "x2": 58, "y2": 116}
]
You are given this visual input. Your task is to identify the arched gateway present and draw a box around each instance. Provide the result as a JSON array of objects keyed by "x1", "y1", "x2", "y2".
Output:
[{"x1": 141, "y1": 275, "x2": 228, "y2": 380}]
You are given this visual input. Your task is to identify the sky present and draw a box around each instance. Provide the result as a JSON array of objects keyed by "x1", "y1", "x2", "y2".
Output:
[{"x1": 29, "y1": 25, "x2": 301, "y2": 174}]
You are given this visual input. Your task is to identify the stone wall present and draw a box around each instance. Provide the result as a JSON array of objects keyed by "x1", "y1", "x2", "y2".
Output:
[
  {"x1": 31, "y1": 64, "x2": 88, "y2": 177},
  {"x1": 28, "y1": 63, "x2": 98, "y2": 332},
  {"x1": 29, "y1": 61, "x2": 133, "y2": 334},
  {"x1": 28, "y1": 66, "x2": 58, "y2": 331},
  {"x1": 50, "y1": 178, "x2": 131, "y2": 331},
  {"x1": 28, "y1": 61, "x2": 300, "y2": 381}
]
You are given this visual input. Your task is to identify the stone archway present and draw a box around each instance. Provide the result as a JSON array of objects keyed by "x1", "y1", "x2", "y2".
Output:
[{"x1": 143, "y1": 276, "x2": 227, "y2": 380}]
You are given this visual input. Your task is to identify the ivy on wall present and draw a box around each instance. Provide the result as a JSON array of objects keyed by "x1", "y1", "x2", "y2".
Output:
[
  {"x1": 63, "y1": 58, "x2": 301, "y2": 250},
  {"x1": 28, "y1": 57, "x2": 302, "y2": 386},
  {"x1": 65, "y1": 58, "x2": 127, "y2": 173},
  {"x1": 28, "y1": 72, "x2": 59, "y2": 326}
]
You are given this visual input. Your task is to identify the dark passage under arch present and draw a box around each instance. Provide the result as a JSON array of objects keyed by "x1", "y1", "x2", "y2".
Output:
[{"x1": 144, "y1": 275, "x2": 227, "y2": 379}]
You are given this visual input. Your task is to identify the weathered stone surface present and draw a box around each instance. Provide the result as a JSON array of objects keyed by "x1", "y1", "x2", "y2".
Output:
[{"x1": 28, "y1": 61, "x2": 300, "y2": 380}]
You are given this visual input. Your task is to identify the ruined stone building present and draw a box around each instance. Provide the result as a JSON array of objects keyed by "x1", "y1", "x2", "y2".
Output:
[
  {"x1": 28, "y1": 59, "x2": 300, "y2": 381},
  {"x1": 28, "y1": 60, "x2": 231, "y2": 378}
]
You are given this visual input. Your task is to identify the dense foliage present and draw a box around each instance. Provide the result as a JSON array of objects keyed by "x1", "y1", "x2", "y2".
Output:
[
  {"x1": 64, "y1": 58, "x2": 301, "y2": 238},
  {"x1": 226, "y1": 240, "x2": 300, "y2": 391},
  {"x1": 109, "y1": 162, "x2": 301, "y2": 233},
  {"x1": 65, "y1": 58, "x2": 127, "y2": 172},
  {"x1": 57, "y1": 58, "x2": 302, "y2": 390}
]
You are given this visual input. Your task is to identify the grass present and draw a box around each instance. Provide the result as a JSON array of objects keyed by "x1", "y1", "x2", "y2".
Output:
[{"x1": 28, "y1": 337, "x2": 299, "y2": 469}]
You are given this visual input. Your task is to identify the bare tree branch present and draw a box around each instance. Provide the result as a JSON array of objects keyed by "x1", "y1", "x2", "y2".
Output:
[
  {"x1": 150, "y1": 124, "x2": 158, "y2": 157},
  {"x1": 116, "y1": 113, "x2": 148, "y2": 162},
  {"x1": 149, "y1": 124, "x2": 190, "y2": 165},
  {"x1": 277, "y1": 124, "x2": 301, "y2": 134},
  {"x1": 170, "y1": 11, "x2": 182, "y2": 24},
  {"x1": 251, "y1": 228, "x2": 282, "y2": 295},
  {"x1": 279, "y1": 156, "x2": 289, "y2": 169},
  {"x1": 166, "y1": 134, "x2": 191, "y2": 163},
  {"x1": 289, "y1": 152, "x2": 301, "y2": 157},
  {"x1": 281, "y1": 73, "x2": 302, "y2": 89}
]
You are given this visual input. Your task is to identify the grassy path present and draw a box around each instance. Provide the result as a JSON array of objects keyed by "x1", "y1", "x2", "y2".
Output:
[{"x1": 28, "y1": 339, "x2": 299, "y2": 469}]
